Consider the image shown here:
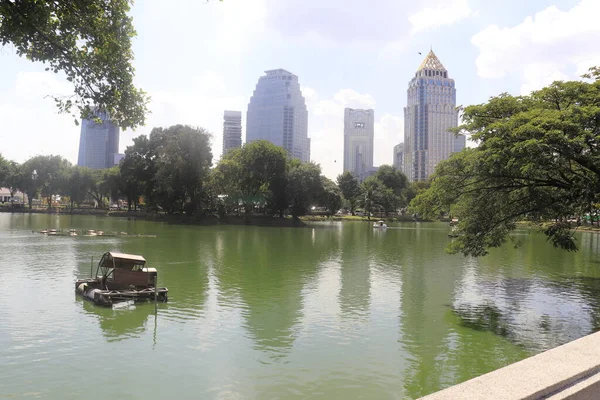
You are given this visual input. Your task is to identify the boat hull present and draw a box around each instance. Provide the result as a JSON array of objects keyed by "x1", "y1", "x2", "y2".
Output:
[{"x1": 75, "y1": 279, "x2": 168, "y2": 307}]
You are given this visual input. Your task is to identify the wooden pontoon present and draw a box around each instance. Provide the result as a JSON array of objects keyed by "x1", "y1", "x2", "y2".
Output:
[{"x1": 75, "y1": 252, "x2": 168, "y2": 307}]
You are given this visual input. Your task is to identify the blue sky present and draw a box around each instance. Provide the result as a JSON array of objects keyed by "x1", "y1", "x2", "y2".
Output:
[{"x1": 1, "y1": 0, "x2": 597, "y2": 179}]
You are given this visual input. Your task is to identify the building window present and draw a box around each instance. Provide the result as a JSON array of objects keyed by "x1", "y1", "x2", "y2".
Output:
[{"x1": 354, "y1": 122, "x2": 365, "y2": 128}]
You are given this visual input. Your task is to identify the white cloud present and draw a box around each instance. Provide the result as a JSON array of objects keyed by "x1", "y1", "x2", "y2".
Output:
[
  {"x1": 14, "y1": 71, "x2": 73, "y2": 101},
  {"x1": 409, "y1": 0, "x2": 472, "y2": 34},
  {"x1": 472, "y1": 0, "x2": 600, "y2": 94},
  {"x1": 378, "y1": 39, "x2": 409, "y2": 62},
  {"x1": 375, "y1": 115, "x2": 403, "y2": 166},
  {"x1": 124, "y1": 70, "x2": 246, "y2": 163},
  {"x1": 333, "y1": 89, "x2": 375, "y2": 109}
]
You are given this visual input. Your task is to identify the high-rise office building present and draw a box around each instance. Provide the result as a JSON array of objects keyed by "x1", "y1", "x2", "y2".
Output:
[
  {"x1": 222, "y1": 110, "x2": 242, "y2": 156},
  {"x1": 403, "y1": 50, "x2": 465, "y2": 181},
  {"x1": 393, "y1": 143, "x2": 404, "y2": 172},
  {"x1": 77, "y1": 111, "x2": 119, "y2": 170},
  {"x1": 246, "y1": 69, "x2": 310, "y2": 162},
  {"x1": 343, "y1": 108, "x2": 374, "y2": 181}
]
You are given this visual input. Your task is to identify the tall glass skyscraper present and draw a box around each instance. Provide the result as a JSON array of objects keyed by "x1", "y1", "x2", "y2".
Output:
[
  {"x1": 343, "y1": 108, "x2": 374, "y2": 181},
  {"x1": 403, "y1": 50, "x2": 465, "y2": 181},
  {"x1": 246, "y1": 69, "x2": 310, "y2": 162},
  {"x1": 77, "y1": 111, "x2": 120, "y2": 170},
  {"x1": 222, "y1": 110, "x2": 242, "y2": 156}
]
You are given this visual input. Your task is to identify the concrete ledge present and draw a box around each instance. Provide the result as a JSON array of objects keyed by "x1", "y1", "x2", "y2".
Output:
[{"x1": 418, "y1": 331, "x2": 600, "y2": 400}]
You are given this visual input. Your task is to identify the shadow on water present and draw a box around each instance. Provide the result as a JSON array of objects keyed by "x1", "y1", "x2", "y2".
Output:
[{"x1": 453, "y1": 303, "x2": 515, "y2": 342}]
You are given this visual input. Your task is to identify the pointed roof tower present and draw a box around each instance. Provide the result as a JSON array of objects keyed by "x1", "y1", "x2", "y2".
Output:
[{"x1": 417, "y1": 50, "x2": 447, "y2": 72}]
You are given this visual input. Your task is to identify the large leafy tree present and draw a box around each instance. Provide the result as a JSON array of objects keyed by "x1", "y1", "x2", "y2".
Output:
[
  {"x1": 319, "y1": 176, "x2": 343, "y2": 217},
  {"x1": 412, "y1": 68, "x2": 600, "y2": 256},
  {"x1": 3, "y1": 160, "x2": 22, "y2": 202},
  {"x1": 152, "y1": 125, "x2": 212, "y2": 214},
  {"x1": 0, "y1": 154, "x2": 8, "y2": 186},
  {"x1": 0, "y1": 0, "x2": 147, "y2": 128},
  {"x1": 360, "y1": 176, "x2": 391, "y2": 220},
  {"x1": 213, "y1": 141, "x2": 288, "y2": 217},
  {"x1": 120, "y1": 134, "x2": 156, "y2": 210},
  {"x1": 375, "y1": 164, "x2": 408, "y2": 197},
  {"x1": 336, "y1": 171, "x2": 362, "y2": 215},
  {"x1": 287, "y1": 160, "x2": 322, "y2": 219},
  {"x1": 20, "y1": 155, "x2": 70, "y2": 209},
  {"x1": 64, "y1": 166, "x2": 94, "y2": 208}
]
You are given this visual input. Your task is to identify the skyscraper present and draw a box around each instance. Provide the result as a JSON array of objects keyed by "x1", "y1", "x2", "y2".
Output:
[
  {"x1": 343, "y1": 108, "x2": 374, "y2": 181},
  {"x1": 246, "y1": 69, "x2": 310, "y2": 162},
  {"x1": 393, "y1": 143, "x2": 404, "y2": 172},
  {"x1": 77, "y1": 111, "x2": 120, "y2": 170},
  {"x1": 222, "y1": 110, "x2": 242, "y2": 156},
  {"x1": 403, "y1": 50, "x2": 465, "y2": 181}
]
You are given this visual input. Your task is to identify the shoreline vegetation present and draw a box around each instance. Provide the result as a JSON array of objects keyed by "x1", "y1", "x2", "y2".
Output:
[
  {"x1": 0, "y1": 206, "x2": 423, "y2": 227},
  {"x1": 1, "y1": 139, "x2": 424, "y2": 224}
]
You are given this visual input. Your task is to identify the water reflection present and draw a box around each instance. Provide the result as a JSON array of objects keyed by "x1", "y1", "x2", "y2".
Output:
[
  {"x1": 5, "y1": 214, "x2": 600, "y2": 399},
  {"x1": 79, "y1": 298, "x2": 157, "y2": 342}
]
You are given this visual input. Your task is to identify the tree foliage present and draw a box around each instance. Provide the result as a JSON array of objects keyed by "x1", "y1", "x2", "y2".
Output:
[
  {"x1": 375, "y1": 164, "x2": 408, "y2": 197},
  {"x1": 336, "y1": 171, "x2": 361, "y2": 215},
  {"x1": 412, "y1": 67, "x2": 600, "y2": 256},
  {"x1": 287, "y1": 160, "x2": 322, "y2": 219},
  {"x1": 0, "y1": 0, "x2": 147, "y2": 128},
  {"x1": 213, "y1": 140, "x2": 288, "y2": 216},
  {"x1": 320, "y1": 176, "x2": 343, "y2": 216},
  {"x1": 151, "y1": 125, "x2": 212, "y2": 214}
]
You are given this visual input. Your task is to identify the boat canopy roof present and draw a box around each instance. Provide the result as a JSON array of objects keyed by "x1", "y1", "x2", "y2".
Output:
[{"x1": 100, "y1": 252, "x2": 146, "y2": 269}]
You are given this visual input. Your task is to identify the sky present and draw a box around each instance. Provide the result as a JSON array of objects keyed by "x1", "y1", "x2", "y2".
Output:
[{"x1": 1, "y1": 0, "x2": 599, "y2": 179}]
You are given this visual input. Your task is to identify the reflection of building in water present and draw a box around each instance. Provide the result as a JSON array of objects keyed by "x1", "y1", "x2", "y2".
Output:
[
  {"x1": 212, "y1": 227, "x2": 330, "y2": 358},
  {"x1": 398, "y1": 227, "x2": 465, "y2": 398},
  {"x1": 338, "y1": 227, "x2": 371, "y2": 318},
  {"x1": 81, "y1": 299, "x2": 154, "y2": 342}
]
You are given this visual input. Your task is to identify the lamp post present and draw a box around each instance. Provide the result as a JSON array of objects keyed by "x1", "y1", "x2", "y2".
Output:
[{"x1": 30, "y1": 169, "x2": 38, "y2": 209}]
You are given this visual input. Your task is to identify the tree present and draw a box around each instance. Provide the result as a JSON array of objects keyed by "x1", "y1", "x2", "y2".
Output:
[
  {"x1": 65, "y1": 166, "x2": 94, "y2": 208},
  {"x1": 0, "y1": 0, "x2": 148, "y2": 129},
  {"x1": 319, "y1": 176, "x2": 342, "y2": 217},
  {"x1": 336, "y1": 171, "x2": 362, "y2": 215},
  {"x1": 412, "y1": 67, "x2": 600, "y2": 256},
  {"x1": 151, "y1": 125, "x2": 212, "y2": 214},
  {"x1": 360, "y1": 177, "x2": 389, "y2": 220},
  {"x1": 0, "y1": 154, "x2": 8, "y2": 187},
  {"x1": 405, "y1": 180, "x2": 431, "y2": 206},
  {"x1": 120, "y1": 135, "x2": 156, "y2": 211},
  {"x1": 19, "y1": 155, "x2": 70, "y2": 209},
  {"x1": 287, "y1": 160, "x2": 322, "y2": 219},
  {"x1": 375, "y1": 164, "x2": 408, "y2": 197},
  {"x1": 3, "y1": 160, "x2": 21, "y2": 203},
  {"x1": 100, "y1": 166, "x2": 122, "y2": 205},
  {"x1": 214, "y1": 141, "x2": 288, "y2": 218}
]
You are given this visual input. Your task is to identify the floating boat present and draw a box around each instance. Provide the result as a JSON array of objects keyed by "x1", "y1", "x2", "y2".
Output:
[
  {"x1": 75, "y1": 252, "x2": 168, "y2": 307},
  {"x1": 48, "y1": 229, "x2": 58, "y2": 235},
  {"x1": 373, "y1": 220, "x2": 388, "y2": 229},
  {"x1": 39, "y1": 229, "x2": 48, "y2": 234}
]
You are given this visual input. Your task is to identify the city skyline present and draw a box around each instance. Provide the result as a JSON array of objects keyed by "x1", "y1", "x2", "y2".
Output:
[{"x1": 1, "y1": 0, "x2": 597, "y2": 179}]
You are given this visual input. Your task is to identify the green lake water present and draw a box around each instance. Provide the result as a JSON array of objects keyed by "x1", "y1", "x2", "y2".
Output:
[{"x1": 2, "y1": 213, "x2": 600, "y2": 399}]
